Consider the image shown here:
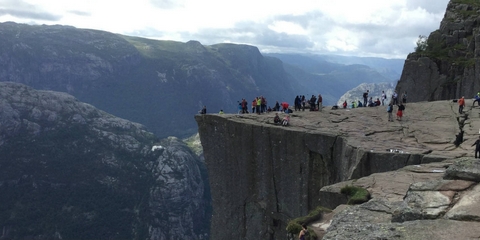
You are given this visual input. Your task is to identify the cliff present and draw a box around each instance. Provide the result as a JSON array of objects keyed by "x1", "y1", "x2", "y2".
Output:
[
  {"x1": 196, "y1": 99, "x2": 476, "y2": 239},
  {"x1": 396, "y1": 0, "x2": 480, "y2": 101},
  {"x1": 0, "y1": 82, "x2": 210, "y2": 239}
]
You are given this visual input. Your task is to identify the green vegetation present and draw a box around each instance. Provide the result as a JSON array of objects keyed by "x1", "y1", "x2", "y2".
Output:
[
  {"x1": 340, "y1": 185, "x2": 371, "y2": 204},
  {"x1": 286, "y1": 206, "x2": 331, "y2": 239},
  {"x1": 415, "y1": 35, "x2": 428, "y2": 53}
]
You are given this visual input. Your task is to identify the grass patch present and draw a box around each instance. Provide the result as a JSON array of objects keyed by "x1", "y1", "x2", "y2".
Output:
[
  {"x1": 286, "y1": 206, "x2": 331, "y2": 239},
  {"x1": 340, "y1": 185, "x2": 371, "y2": 205}
]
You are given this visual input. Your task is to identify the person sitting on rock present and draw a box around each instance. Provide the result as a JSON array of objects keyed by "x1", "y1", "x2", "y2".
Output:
[
  {"x1": 375, "y1": 98, "x2": 381, "y2": 106},
  {"x1": 357, "y1": 100, "x2": 363, "y2": 108},
  {"x1": 367, "y1": 97, "x2": 374, "y2": 107},
  {"x1": 199, "y1": 106, "x2": 206, "y2": 114},
  {"x1": 282, "y1": 114, "x2": 290, "y2": 126},
  {"x1": 273, "y1": 113, "x2": 281, "y2": 124}
]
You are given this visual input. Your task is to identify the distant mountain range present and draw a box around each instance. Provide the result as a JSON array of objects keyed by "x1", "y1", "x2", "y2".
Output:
[{"x1": 0, "y1": 22, "x2": 404, "y2": 138}]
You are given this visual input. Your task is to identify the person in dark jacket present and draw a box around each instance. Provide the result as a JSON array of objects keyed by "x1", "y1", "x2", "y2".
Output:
[{"x1": 472, "y1": 136, "x2": 480, "y2": 158}]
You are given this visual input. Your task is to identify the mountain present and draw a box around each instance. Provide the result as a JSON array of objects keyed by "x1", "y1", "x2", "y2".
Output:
[
  {"x1": 264, "y1": 53, "x2": 399, "y2": 105},
  {"x1": 0, "y1": 22, "x2": 301, "y2": 139},
  {"x1": 0, "y1": 82, "x2": 210, "y2": 239},
  {"x1": 336, "y1": 82, "x2": 395, "y2": 107},
  {"x1": 396, "y1": 0, "x2": 480, "y2": 102}
]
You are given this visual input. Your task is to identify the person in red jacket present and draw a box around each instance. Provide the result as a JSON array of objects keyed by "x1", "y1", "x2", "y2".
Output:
[
  {"x1": 342, "y1": 100, "x2": 347, "y2": 109},
  {"x1": 459, "y1": 96, "x2": 465, "y2": 114}
]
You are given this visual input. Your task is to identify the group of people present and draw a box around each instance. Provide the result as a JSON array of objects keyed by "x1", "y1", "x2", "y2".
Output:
[{"x1": 294, "y1": 94, "x2": 323, "y2": 111}]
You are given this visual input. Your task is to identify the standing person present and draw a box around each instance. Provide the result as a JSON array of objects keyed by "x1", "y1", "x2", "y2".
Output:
[
  {"x1": 298, "y1": 225, "x2": 307, "y2": 240},
  {"x1": 294, "y1": 96, "x2": 299, "y2": 111},
  {"x1": 381, "y1": 91, "x2": 387, "y2": 106},
  {"x1": 317, "y1": 94, "x2": 323, "y2": 111},
  {"x1": 301, "y1": 95, "x2": 306, "y2": 111},
  {"x1": 472, "y1": 136, "x2": 480, "y2": 158},
  {"x1": 402, "y1": 91, "x2": 407, "y2": 105},
  {"x1": 459, "y1": 96, "x2": 465, "y2": 114},
  {"x1": 387, "y1": 102, "x2": 394, "y2": 122},
  {"x1": 396, "y1": 102, "x2": 405, "y2": 120},
  {"x1": 309, "y1": 95, "x2": 317, "y2": 111},
  {"x1": 343, "y1": 100, "x2": 347, "y2": 109},
  {"x1": 251, "y1": 98, "x2": 257, "y2": 114},
  {"x1": 363, "y1": 90, "x2": 369, "y2": 107},
  {"x1": 392, "y1": 91, "x2": 398, "y2": 105},
  {"x1": 241, "y1": 99, "x2": 248, "y2": 113},
  {"x1": 274, "y1": 101, "x2": 280, "y2": 111},
  {"x1": 256, "y1": 97, "x2": 262, "y2": 114}
]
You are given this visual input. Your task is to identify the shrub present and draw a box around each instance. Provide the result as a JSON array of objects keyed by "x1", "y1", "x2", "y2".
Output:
[
  {"x1": 340, "y1": 185, "x2": 371, "y2": 204},
  {"x1": 286, "y1": 206, "x2": 332, "y2": 239}
]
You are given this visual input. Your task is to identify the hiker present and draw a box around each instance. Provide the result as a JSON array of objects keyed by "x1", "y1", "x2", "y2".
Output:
[
  {"x1": 274, "y1": 101, "x2": 280, "y2": 111},
  {"x1": 298, "y1": 224, "x2": 307, "y2": 240},
  {"x1": 273, "y1": 113, "x2": 281, "y2": 124},
  {"x1": 367, "y1": 97, "x2": 374, "y2": 107},
  {"x1": 219, "y1": 109, "x2": 224, "y2": 114},
  {"x1": 309, "y1": 95, "x2": 317, "y2": 111},
  {"x1": 357, "y1": 100, "x2": 363, "y2": 108},
  {"x1": 381, "y1": 90, "x2": 387, "y2": 105},
  {"x1": 241, "y1": 99, "x2": 248, "y2": 113},
  {"x1": 343, "y1": 100, "x2": 347, "y2": 109},
  {"x1": 199, "y1": 106, "x2": 206, "y2": 114},
  {"x1": 396, "y1": 102, "x2": 405, "y2": 120},
  {"x1": 237, "y1": 102, "x2": 243, "y2": 114},
  {"x1": 294, "y1": 96, "x2": 301, "y2": 111},
  {"x1": 473, "y1": 94, "x2": 480, "y2": 107},
  {"x1": 472, "y1": 136, "x2": 480, "y2": 158},
  {"x1": 392, "y1": 91, "x2": 398, "y2": 105},
  {"x1": 281, "y1": 102, "x2": 289, "y2": 112},
  {"x1": 402, "y1": 91, "x2": 407, "y2": 104},
  {"x1": 458, "y1": 96, "x2": 465, "y2": 114},
  {"x1": 363, "y1": 90, "x2": 369, "y2": 107},
  {"x1": 301, "y1": 95, "x2": 306, "y2": 111},
  {"x1": 375, "y1": 98, "x2": 381, "y2": 106},
  {"x1": 387, "y1": 102, "x2": 394, "y2": 122},
  {"x1": 256, "y1": 97, "x2": 262, "y2": 114},
  {"x1": 282, "y1": 114, "x2": 290, "y2": 126},
  {"x1": 252, "y1": 99, "x2": 257, "y2": 113},
  {"x1": 317, "y1": 94, "x2": 323, "y2": 111}
]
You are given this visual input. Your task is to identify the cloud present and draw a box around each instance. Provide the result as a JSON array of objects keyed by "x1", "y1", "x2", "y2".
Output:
[
  {"x1": 0, "y1": 0, "x2": 451, "y2": 59},
  {"x1": 150, "y1": 0, "x2": 185, "y2": 9},
  {"x1": 0, "y1": 0, "x2": 61, "y2": 21},
  {"x1": 68, "y1": 10, "x2": 90, "y2": 17}
]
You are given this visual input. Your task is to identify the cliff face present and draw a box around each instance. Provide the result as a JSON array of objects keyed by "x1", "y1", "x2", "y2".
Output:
[
  {"x1": 195, "y1": 100, "x2": 462, "y2": 239},
  {"x1": 0, "y1": 82, "x2": 210, "y2": 239},
  {"x1": 396, "y1": 0, "x2": 480, "y2": 101}
]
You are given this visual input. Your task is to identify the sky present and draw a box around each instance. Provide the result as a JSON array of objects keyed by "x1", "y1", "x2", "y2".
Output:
[{"x1": 0, "y1": 0, "x2": 450, "y2": 59}]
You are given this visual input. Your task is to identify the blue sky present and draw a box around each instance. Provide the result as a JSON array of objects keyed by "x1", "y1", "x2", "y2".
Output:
[{"x1": 0, "y1": 0, "x2": 450, "y2": 59}]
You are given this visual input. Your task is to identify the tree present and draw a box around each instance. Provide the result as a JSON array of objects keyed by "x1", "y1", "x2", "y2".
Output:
[{"x1": 415, "y1": 35, "x2": 428, "y2": 52}]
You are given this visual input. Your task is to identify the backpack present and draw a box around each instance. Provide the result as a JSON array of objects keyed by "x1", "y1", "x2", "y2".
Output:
[
  {"x1": 387, "y1": 105, "x2": 392, "y2": 112},
  {"x1": 363, "y1": 92, "x2": 367, "y2": 98}
]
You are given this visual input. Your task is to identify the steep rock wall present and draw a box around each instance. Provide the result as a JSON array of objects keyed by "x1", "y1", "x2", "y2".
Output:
[
  {"x1": 396, "y1": 1, "x2": 480, "y2": 101},
  {"x1": 195, "y1": 114, "x2": 443, "y2": 240}
]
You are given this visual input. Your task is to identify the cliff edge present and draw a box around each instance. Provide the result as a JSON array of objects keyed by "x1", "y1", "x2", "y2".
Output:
[{"x1": 196, "y1": 99, "x2": 479, "y2": 239}]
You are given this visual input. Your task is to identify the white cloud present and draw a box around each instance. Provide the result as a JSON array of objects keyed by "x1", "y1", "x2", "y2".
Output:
[{"x1": 0, "y1": 0, "x2": 450, "y2": 58}]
